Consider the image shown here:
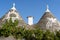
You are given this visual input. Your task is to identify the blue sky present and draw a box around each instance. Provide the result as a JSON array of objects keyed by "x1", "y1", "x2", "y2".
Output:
[{"x1": 0, "y1": 0, "x2": 60, "y2": 24}]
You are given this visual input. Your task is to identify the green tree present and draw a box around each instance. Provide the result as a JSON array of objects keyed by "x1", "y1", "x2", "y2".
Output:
[
  {"x1": 54, "y1": 31, "x2": 60, "y2": 40},
  {"x1": 24, "y1": 30, "x2": 34, "y2": 40},
  {"x1": 42, "y1": 30, "x2": 54, "y2": 40},
  {"x1": 1, "y1": 18, "x2": 19, "y2": 37},
  {"x1": 34, "y1": 28, "x2": 43, "y2": 40}
]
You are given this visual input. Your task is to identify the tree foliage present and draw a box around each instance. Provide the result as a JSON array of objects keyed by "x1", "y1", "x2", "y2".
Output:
[{"x1": 0, "y1": 19, "x2": 60, "y2": 40}]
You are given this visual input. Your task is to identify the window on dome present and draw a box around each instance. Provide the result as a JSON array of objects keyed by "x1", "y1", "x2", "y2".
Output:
[{"x1": 10, "y1": 14, "x2": 16, "y2": 17}]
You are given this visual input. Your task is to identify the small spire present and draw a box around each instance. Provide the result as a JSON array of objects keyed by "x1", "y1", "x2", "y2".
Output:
[
  {"x1": 45, "y1": 5, "x2": 50, "y2": 12},
  {"x1": 11, "y1": 3, "x2": 16, "y2": 10}
]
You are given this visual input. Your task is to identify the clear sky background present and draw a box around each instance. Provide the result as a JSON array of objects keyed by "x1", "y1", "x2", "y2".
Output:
[{"x1": 0, "y1": 0, "x2": 60, "y2": 24}]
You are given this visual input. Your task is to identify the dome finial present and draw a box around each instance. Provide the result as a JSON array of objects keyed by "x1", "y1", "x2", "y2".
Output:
[
  {"x1": 47, "y1": 5, "x2": 49, "y2": 9},
  {"x1": 45, "y1": 4, "x2": 50, "y2": 12},
  {"x1": 13, "y1": 3, "x2": 15, "y2": 7},
  {"x1": 11, "y1": 3, "x2": 16, "y2": 10}
]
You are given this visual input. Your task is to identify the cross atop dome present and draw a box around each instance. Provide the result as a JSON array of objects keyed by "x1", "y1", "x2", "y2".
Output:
[
  {"x1": 45, "y1": 5, "x2": 50, "y2": 12},
  {"x1": 11, "y1": 3, "x2": 16, "y2": 10}
]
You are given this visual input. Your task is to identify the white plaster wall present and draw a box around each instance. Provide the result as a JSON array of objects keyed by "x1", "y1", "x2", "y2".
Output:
[{"x1": 28, "y1": 17, "x2": 33, "y2": 25}]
